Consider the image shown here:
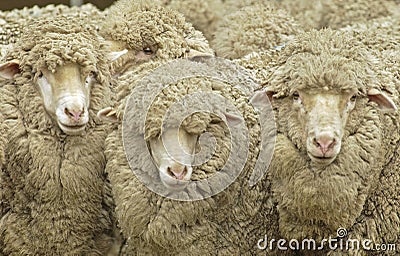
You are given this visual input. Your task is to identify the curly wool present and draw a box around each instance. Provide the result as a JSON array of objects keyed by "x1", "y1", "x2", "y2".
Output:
[
  {"x1": 279, "y1": 0, "x2": 399, "y2": 30},
  {"x1": 0, "y1": 113, "x2": 5, "y2": 169},
  {"x1": 318, "y1": 0, "x2": 400, "y2": 29},
  {"x1": 104, "y1": 57, "x2": 275, "y2": 254},
  {"x1": 0, "y1": 15, "x2": 116, "y2": 255},
  {"x1": 212, "y1": 3, "x2": 302, "y2": 59},
  {"x1": 100, "y1": 0, "x2": 213, "y2": 74},
  {"x1": 341, "y1": 16, "x2": 400, "y2": 88},
  {"x1": 0, "y1": 4, "x2": 104, "y2": 58},
  {"x1": 262, "y1": 29, "x2": 400, "y2": 254},
  {"x1": 161, "y1": 0, "x2": 224, "y2": 41},
  {"x1": 0, "y1": 113, "x2": 7, "y2": 219}
]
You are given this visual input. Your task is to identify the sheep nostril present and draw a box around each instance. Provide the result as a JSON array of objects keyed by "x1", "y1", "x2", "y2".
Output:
[
  {"x1": 313, "y1": 138, "x2": 320, "y2": 148},
  {"x1": 64, "y1": 107, "x2": 84, "y2": 122},
  {"x1": 314, "y1": 135, "x2": 336, "y2": 154},
  {"x1": 182, "y1": 166, "x2": 188, "y2": 176},
  {"x1": 167, "y1": 167, "x2": 174, "y2": 177}
]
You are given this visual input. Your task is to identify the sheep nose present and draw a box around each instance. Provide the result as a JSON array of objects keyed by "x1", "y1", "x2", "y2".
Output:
[
  {"x1": 64, "y1": 107, "x2": 83, "y2": 122},
  {"x1": 167, "y1": 166, "x2": 188, "y2": 180},
  {"x1": 313, "y1": 133, "x2": 336, "y2": 155}
]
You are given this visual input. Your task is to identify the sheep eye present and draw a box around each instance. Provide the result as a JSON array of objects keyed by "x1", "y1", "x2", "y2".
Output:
[
  {"x1": 293, "y1": 92, "x2": 300, "y2": 100},
  {"x1": 37, "y1": 72, "x2": 43, "y2": 78},
  {"x1": 85, "y1": 72, "x2": 96, "y2": 84},
  {"x1": 350, "y1": 95, "x2": 357, "y2": 102},
  {"x1": 143, "y1": 47, "x2": 153, "y2": 55}
]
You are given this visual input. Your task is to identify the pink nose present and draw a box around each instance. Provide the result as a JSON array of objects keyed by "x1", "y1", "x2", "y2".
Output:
[
  {"x1": 313, "y1": 133, "x2": 336, "y2": 155},
  {"x1": 167, "y1": 166, "x2": 188, "y2": 180},
  {"x1": 64, "y1": 108, "x2": 83, "y2": 122}
]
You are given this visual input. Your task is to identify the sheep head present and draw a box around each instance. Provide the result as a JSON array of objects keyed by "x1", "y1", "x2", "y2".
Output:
[
  {"x1": 252, "y1": 29, "x2": 397, "y2": 166},
  {"x1": 100, "y1": 0, "x2": 214, "y2": 75},
  {"x1": 253, "y1": 87, "x2": 396, "y2": 166},
  {"x1": 148, "y1": 127, "x2": 198, "y2": 191},
  {"x1": 0, "y1": 61, "x2": 98, "y2": 135},
  {"x1": 251, "y1": 29, "x2": 399, "y2": 239}
]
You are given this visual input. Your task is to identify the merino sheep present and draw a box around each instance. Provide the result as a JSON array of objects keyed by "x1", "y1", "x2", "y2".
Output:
[
  {"x1": 0, "y1": 14, "x2": 117, "y2": 255},
  {"x1": 99, "y1": 0, "x2": 214, "y2": 76},
  {"x1": 98, "y1": 56, "x2": 277, "y2": 255},
  {"x1": 211, "y1": 3, "x2": 302, "y2": 59},
  {"x1": 251, "y1": 28, "x2": 400, "y2": 255},
  {"x1": 279, "y1": 0, "x2": 400, "y2": 30}
]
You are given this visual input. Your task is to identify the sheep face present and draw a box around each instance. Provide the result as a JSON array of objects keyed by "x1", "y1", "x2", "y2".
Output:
[
  {"x1": 253, "y1": 86, "x2": 396, "y2": 168},
  {"x1": 148, "y1": 128, "x2": 198, "y2": 191},
  {"x1": 36, "y1": 63, "x2": 95, "y2": 135},
  {"x1": 107, "y1": 40, "x2": 155, "y2": 75},
  {"x1": 293, "y1": 88, "x2": 357, "y2": 166}
]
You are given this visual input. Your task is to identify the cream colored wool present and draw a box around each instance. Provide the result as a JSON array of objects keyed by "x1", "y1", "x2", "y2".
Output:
[
  {"x1": 0, "y1": 15, "x2": 117, "y2": 255},
  {"x1": 0, "y1": 3, "x2": 104, "y2": 59},
  {"x1": 103, "y1": 57, "x2": 276, "y2": 254},
  {"x1": 160, "y1": 0, "x2": 224, "y2": 41},
  {"x1": 250, "y1": 29, "x2": 400, "y2": 255},
  {"x1": 279, "y1": 0, "x2": 400, "y2": 30},
  {"x1": 211, "y1": 3, "x2": 302, "y2": 60},
  {"x1": 100, "y1": 0, "x2": 214, "y2": 75},
  {"x1": 0, "y1": 113, "x2": 7, "y2": 221},
  {"x1": 341, "y1": 16, "x2": 400, "y2": 88},
  {"x1": 318, "y1": 0, "x2": 400, "y2": 29}
]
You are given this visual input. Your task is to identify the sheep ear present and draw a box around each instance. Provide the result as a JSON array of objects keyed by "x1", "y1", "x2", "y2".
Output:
[
  {"x1": 97, "y1": 107, "x2": 119, "y2": 122},
  {"x1": 0, "y1": 60, "x2": 20, "y2": 79},
  {"x1": 186, "y1": 49, "x2": 214, "y2": 59},
  {"x1": 108, "y1": 49, "x2": 129, "y2": 62},
  {"x1": 367, "y1": 88, "x2": 397, "y2": 112},
  {"x1": 224, "y1": 112, "x2": 243, "y2": 127},
  {"x1": 105, "y1": 40, "x2": 129, "y2": 61},
  {"x1": 250, "y1": 89, "x2": 274, "y2": 109}
]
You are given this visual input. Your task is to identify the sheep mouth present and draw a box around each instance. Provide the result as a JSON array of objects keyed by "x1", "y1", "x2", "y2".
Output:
[
  {"x1": 308, "y1": 153, "x2": 337, "y2": 165},
  {"x1": 58, "y1": 121, "x2": 87, "y2": 134},
  {"x1": 159, "y1": 172, "x2": 190, "y2": 191}
]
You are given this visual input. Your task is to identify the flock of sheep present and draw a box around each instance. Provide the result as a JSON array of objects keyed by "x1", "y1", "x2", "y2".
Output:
[{"x1": 0, "y1": 0, "x2": 399, "y2": 255}]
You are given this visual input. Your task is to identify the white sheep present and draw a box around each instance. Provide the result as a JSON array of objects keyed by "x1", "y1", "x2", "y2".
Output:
[
  {"x1": 98, "y1": 56, "x2": 277, "y2": 255},
  {"x1": 250, "y1": 28, "x2": 400, "y2": 255},
  {"x1": 0, "y1": 14, "x2": 118, "y2": 255}
]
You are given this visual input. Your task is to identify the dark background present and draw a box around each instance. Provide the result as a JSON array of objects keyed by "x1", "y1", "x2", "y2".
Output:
[{"x1": 0, "y1": 0, "x2": 115, "y2": 10}]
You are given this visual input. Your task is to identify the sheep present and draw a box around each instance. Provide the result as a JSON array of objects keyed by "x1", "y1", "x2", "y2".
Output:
[
  {"x1": 211, "y1": 3, "x2": 302, "y2": 59},
  {"x1": 99, "y1": 0, "x2": 214, "y2": 77},
  {"x1": 97, "y1": 53, "x2": 278, "y2": 255},
  {"x1": 278, "y1": 0, "x2": 400, "y2": 30},
  {"x1": 0, "y1": 14, "x2": 118, "y2": 255},
  {"x1": 97, "y1": 0, "x2": 215, "y2": 185},
  {"x1": 250, "y1": 28, "x2": 400, "y2": 255}
]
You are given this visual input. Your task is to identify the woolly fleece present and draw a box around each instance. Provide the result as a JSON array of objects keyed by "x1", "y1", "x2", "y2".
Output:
[
  {"x1": 0, "y1": 14, "x2": 116, "y2": 255},
  {"x1": 161, "y1": 0, "x2": 224, "y2": 41},
  {"x1": 100, "y1": 0, "x2": 214, "y2": 75},
  {"x1": 263, "y1": 29, "x2": 400, "y2": 255},
  {"x1": 211, "y1": 3, "x2": 302, "y2": 59},
  {"x1": 103, "y1": 57, "x2": 276, "y2": 254},
  {"x1": 0, "y1": 4, "x2": 103, "y2": 59},
  {"x1": 279, "y1": 0, "x2": 400, "y2": 30}
]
